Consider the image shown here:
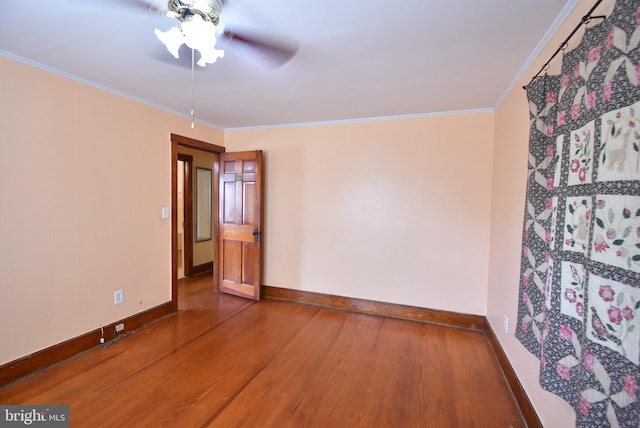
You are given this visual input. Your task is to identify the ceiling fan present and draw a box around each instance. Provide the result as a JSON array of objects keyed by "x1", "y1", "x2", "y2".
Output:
[{"x1": 107, "y1": 0, "x2": 298, "y2": 67}]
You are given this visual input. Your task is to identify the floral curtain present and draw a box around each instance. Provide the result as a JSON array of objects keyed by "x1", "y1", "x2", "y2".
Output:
[{"x1": 516, "y1": 0, "x2": 640, "y2": 426}]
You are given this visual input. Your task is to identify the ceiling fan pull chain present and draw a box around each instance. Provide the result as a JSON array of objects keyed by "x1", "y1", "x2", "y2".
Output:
[{"x1": 191, "y1": 47, "x2": 195, "y2": 129}]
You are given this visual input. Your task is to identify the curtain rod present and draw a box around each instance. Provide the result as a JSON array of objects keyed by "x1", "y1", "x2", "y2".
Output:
[{"x1": 523, "y1": 0, "x2": 606, "y2": 89}]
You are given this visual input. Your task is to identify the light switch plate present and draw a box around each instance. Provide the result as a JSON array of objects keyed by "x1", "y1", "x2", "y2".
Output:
[
  {"x1": 114, "y1": 289, "x2": 124, "y2": 305},
  {"x1": 161, "y1": 207, "x2": 170, "y2": 219}
]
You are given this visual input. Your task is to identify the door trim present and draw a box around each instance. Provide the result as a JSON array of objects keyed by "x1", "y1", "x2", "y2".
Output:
[
  {"x1": 178, "y1": 154, "x2": 194, "y2": 277},
  {"x1": 171, "y1": 133, "x2": 225, "y2": 310}
]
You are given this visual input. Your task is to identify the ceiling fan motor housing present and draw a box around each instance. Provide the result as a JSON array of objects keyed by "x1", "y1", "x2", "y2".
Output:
[{"x1": 167, "y1": 0, "x2": 222, "y2": 25}]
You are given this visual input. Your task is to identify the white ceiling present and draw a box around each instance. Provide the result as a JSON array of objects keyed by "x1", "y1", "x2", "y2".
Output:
[{"x1": 0, "y1": 0, "x2": 576, "y2": 129}]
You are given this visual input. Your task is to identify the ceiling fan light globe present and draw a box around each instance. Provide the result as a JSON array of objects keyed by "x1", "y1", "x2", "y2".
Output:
[
  {"x1": 195, "y1": 47, "x2": 224, "y2": 67},
  {"x1": 154, "y1": 26, "x2": 184, "y2": 58},
  {"x1": 181, "y1": 14, "x2": 215, "y2": 44},
  {"x1": 181, "y1": 14, "x2": 224, "y2": 66}
]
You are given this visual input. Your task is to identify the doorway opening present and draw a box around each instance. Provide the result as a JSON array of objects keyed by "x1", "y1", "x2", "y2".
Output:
[{"x1": 171, "y1": 134, "x2": 225, "y2": 310}]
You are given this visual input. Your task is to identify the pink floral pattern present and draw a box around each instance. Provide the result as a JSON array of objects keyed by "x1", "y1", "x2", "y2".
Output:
[
  {"x1": 584, "y1": 351, "x2": 595, "y2": 372},
  {"x1": 557, "y1": 363, "x2": 572, "y2": 380},
  {"x1": 598, "y1": 104, "x2": 640, "y2": 181},
  {"x1": 600, "y1": 284, "x2": 616, "y2": 302},
  {"x1": 563, "y1": 197, "x2": 592, "y2": 254},
  {"x1": 579, "y1": 397, "x2": 591, "y2": 416},
  {"x1": 561, "y1": 262, "x2": 585, "y2": 321},
  {"x1": 559, "y1": 325, "x2": 573, "y2": 342},
  {"x1": 565, "y1": 288, "x2": 576, "y2": 302},
  {"x1": 546, "y1": 124, "x2": 555, "y2": 138},
  {"x1": 572, "y1": 103, "x2": 581, "y2": 120},
  {"x1": 546, "y1": 145, "x2": 555, "y2": 158},
  {"x1": 574, "y1": 62, "x2": 582, "y2": 79},
  {"x1": 570, "y1": 159, "x2": 580, "y2": 172},
  {"x1": 517, "y1": 3, "x2": 640, "y2": 426},
  {"x1": 558, "y1": 110, "x2": 567, "y2": 126},
  {"x1": 587, "y1": 91, "x2": 597, "y2": 110},
  {"x1": 568, "y1": 121, "x2": 594, "y2": 185},
  {"x1": 592, "y1": 195, "x2": 640, "y2": 273},
  {"x1": 609, "y1": 306, "x2": 623, "y2": 324},
  {"x1": 624, "y1": 374, "x2": 637, "y2": 397},
  {"x1": 604, "y1": 82, "x2": 613, "y2": 102},
  {"x1": 588, "y1": 274, "x2": 640, "y2": 364}
]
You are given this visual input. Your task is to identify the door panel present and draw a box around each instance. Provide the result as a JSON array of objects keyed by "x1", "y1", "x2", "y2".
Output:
[
  {"x1": 218, "y1": 150, "x2": 263, "y2": 300},
  {"x1": 242, "y1": 243, "x2": 257, "y2": 285},
  {"x1": 222, "y1": 240, "x2": 242, "y2": 283},
  {"x1": 243, "y1": 183, "x2": 256, "y2": 224},
  {"x1": 223, "y1": 181, "x2": 237, "y2": 223}
]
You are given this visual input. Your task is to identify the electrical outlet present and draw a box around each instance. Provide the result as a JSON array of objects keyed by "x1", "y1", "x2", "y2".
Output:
[
  {"x1": 114, "y1": 289, "x2": 124, "y2": 305},
  {"x1": 115, "y1": 323, "x2": 124, "y2": 333},
  {"x1": 503, "y1": 315, "x2": 509, "y2": 334}
]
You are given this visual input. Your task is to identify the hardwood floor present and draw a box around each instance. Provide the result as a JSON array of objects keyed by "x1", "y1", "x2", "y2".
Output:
[{"x1": 0, "y1": 275, "x2": 525, "y2": 427}]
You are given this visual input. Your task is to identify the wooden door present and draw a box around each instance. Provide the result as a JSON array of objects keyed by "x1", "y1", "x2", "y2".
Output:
[{"x1": 219, "y1": 150, "x2": 264, "y2": 300}]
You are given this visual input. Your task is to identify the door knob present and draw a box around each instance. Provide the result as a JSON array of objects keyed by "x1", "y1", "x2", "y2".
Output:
[{"x1": 252, "y1": 228, "x2": 261, "y2": 243}]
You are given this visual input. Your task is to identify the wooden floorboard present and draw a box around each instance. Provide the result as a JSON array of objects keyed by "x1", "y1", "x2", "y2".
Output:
[{"x1": 0, "y1": 275, "x2": 525, "y2": 427}]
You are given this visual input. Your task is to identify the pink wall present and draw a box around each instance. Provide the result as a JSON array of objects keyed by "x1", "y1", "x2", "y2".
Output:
[
  {"x1": 226, "y1": 113, "x2": 495, "y2": 315},
  {"x1": 0, "y1": 3, "x2": 617, "y2": 424},
  {"x1": 0, "y1": 55, "x2": 223, "y2": 365},
  {"x1": 487, "y1": 1, "x2": 617, "y2": 426}
]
